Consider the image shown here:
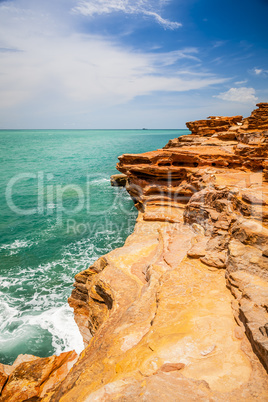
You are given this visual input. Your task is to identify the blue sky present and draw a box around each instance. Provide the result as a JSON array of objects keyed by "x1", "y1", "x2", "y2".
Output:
[{"x1": 0, "y1": 0, "x2": 267, "y2": 128}]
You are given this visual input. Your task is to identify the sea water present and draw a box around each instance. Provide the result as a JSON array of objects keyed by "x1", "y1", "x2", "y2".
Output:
[{"x1": 0, "y1": 129, "x2": 188, "y2": 364}]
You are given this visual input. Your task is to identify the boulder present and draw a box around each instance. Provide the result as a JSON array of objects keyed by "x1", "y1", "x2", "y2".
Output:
[{"x1": 110, "y1": 173, "x2": 128, "y2": 187}]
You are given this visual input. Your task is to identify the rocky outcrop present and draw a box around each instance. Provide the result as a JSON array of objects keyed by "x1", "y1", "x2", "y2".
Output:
[
  {"x1": 1, "y1": 104, "x2": 268, "y2": 401},
  {"x1": 0, "y1": 351, "x2": 78, "y2": 401},
  {"x1": 68, "y1": 256, "x2": 110, "y2": 347},
  {"x1": 243, "y1": 102, "x2": 268, "y2": 130},
  {"x1": 110, "y1": 173, "x2": 128, "y2": 187},
  {"x1": 185, "y1": 115, "x2": 243, "y2": 136},
  {"x1": 184, "y1": 102, "x2": 268, "y2": 136}
]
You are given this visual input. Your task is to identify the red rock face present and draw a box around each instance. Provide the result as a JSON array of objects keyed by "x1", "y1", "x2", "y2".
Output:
[
  {"x1": 116, "y1": 110, "x2": 268, "y2": 212},
  {"x1": 186, "y1": 115, "x2": 243, "y2": 136},
  {"x1": 184, "y1": 103, "x2": 268, "y2": 136},
  {"x1": 244, "y1": 102, "x2": 268, "y2": 130}
]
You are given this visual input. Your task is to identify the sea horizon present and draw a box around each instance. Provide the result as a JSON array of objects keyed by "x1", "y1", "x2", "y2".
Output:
[{"x1": 0, "y1": 128, "x2": 186, "y2": 132}]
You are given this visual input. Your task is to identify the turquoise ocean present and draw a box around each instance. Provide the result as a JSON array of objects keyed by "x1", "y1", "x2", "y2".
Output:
[{"x1": 0, "y1": 129, "x2": 188, "y2": 364}]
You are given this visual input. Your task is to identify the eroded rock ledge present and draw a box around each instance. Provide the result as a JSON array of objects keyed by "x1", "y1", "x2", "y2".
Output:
[{"x1": 1, "y1": 103, "x2": 268, "y2": 401}]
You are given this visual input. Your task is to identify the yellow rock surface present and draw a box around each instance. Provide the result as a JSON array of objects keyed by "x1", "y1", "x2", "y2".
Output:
[{"x1": 49, "y1": 212, "x2": 268, "y2": 401}]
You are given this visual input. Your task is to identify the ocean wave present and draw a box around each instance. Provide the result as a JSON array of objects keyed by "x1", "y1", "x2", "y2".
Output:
[
  {"x1": 27, "y1": 304, "x2": 84, "y2": 356},
  {"x1": 0, "y1": 239, "x2": 35, "y2": 255},
  {"x1": 0, "y1": 299, "x2": 19, "y2": 328},
  {"x1": 0, "y1": 220, "x2": 132, "y2": 363},
  {"x1": 1, "y1": 278, "x2": 22, "y2": 288},
  {"x1": 61, "y1": 238, "x2": 103, "y2": 267},
  {"x1": 88, "y1": 177, "x2": 110, "y2": 185},
  {"x1": 36, "y1": 220, "x2": 59, "y2": 240},
  {"x1": 0, "y1": 301, "x2": 84, "y2": 362}
]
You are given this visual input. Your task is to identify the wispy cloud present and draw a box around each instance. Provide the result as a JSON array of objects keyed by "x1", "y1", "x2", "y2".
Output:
[
  {"x1": 235, "y1": 79, "x2": 248, "y2": 85},
  {"x1": 212, "y1": 40, "x2": 228, "y2": 48},
  {"x1": 0, "y1": 0, "x2": 232, "y2": 128},
  {"x1": 215, "y1": 87, "x2": 257, "y2": 103},
  {"x1": 252, "y1": 67, "x2": 268, "y2": 76},
  {"x1": 147, "y1": 48, "x2": 201, "y2": 66},
  {"x1": 0, "y1": 47, "x2": 22, "y2": 53},
  {"x1": 0, "y1": 2, "x2": 226, "y2": 111},
  {"x1": 0, "y1": 36, "x2": 224, "y2": 109},
  {"x1": 72, "y1": 0, "x2": 182, "y2": 30},
  {"x1": 254, "y1": 68, "x2": 263, "y2": 75}
]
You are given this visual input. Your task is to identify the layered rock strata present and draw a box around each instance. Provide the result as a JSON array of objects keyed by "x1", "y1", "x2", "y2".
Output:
[
  {"x1": 1, "y1": 103, "x2": 268, "y2": 401},
  {"x1": 243, "y1": 102, "x2": 268, "y2": 130},
  {"x1": 186, "y1": 115, "x2": 243, "y2": 136}
]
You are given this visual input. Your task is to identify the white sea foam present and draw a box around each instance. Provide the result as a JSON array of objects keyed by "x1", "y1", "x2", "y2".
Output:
[
  {"x1": 1, "y1": 278, "x2": 21, "y2": 288},
  {"x1": 89, "y1": 177, "x2": 110, "y2": 185},
  {"x1": 27, "y1": 304, "x2": 84, "y2": 355},
  {"x1": 0, "y1": 226, "x2": 128, "y2": 362},
  {"x1": 47, "y1": 203, "x2": 56, "y2": 209},
  {"x1": 0, "y1": 239, "x2": 34, "y2": 255},
  {"x1": 0, "y1": 299, "x2": 19, "y2": 328},
  {"x1": 0, "y1": 298, "x2": 84, "y2": 358},
  {"x1": 61, "y1": 238, "x2": 102, "y2": 270}
]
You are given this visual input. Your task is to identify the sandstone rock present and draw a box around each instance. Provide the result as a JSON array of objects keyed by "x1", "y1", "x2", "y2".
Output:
[
  {"x1": 156, "y1": 362, "x2": 185, "y2": 373},
  {"x1": 226, "y1": 270, "x2": 268, "y2": 371},
  {"x1": 200, "y1": 250, "x2": 227, "y2": 268},
  {"x1": 187, "y1": 246, "x2": 206, "y2": 258},
  {"x1": 0, "y1": 351, "x2": 78, "y2": 401},
  {"x1": 260, "y1": 324, "x2": 268, "y2": 337},
  {"x1": 11, "y1": 354, "x2": 40, "y2": 369},
  {"x1": 110, "y1": 173, "x2": 128, "y2": 187},
  {"x1": 186, "y1": 115, "x2": 243, "y2": 136},
  {"x1": 243, "y1": 102, "x2": 268, "y2": 130},
  {"x1": 50, "y1": 224, "x2": 268, "y2": 399},
  {"x1": 0, "y1": 355, "x2": 39, "y2": 395},
  {"x1": 187, "y1": 235, "x2": 207, "y2": 258},
  {"x1": 263, "y1": 248, "x2": 268, "y2": 257},
  {"x1": 39, "y1": 351, "x2": 78, "y2": 398},
  {"x1": 242, "y1": 191, "x2": 267, "y2": 206},
  {"x1": 1, "y1": 356, "x2": 56, "y2": 401},
  {"x1": 0, "y1": 364, "x2": 12, "y2": 394}
]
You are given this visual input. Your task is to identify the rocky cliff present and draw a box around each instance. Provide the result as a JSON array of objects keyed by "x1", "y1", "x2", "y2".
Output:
[{"x1": 1, "y1": 103, "x2": 268, "y2": 401}]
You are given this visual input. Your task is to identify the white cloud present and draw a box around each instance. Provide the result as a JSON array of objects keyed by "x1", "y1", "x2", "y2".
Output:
[
  {"x1": 72, "y1": 0, "x2": 182, "y2": 30},
  {"x1": 0, "y1": 36, "x2": 224, "y2": 109},
  {"x1": 235, "y1": 79, "x2": 248, "y2": 85},
  {"x1": 212, "y1": 40, "x2": 228, "y2": 48},
  {"x1": 254, "y1": 68, "x2": 263, "y2": 75},
  {"x1": 0, "y1": 2, "x2": 226, "y2": 109},
  {"x1": 252, "y1": 67, "x2": 268, "y2": 77},
  {"x1": 215, "y1": 87, "x2": 258, "y2": 103},
  {"x1": 0, "y1": 0, "x2": 230, "y2": 127}
]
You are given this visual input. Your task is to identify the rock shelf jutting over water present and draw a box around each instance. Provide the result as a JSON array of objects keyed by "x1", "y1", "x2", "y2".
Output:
[{"x1": 1, "y1": 104, "x2": 268, "y2": 401}]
